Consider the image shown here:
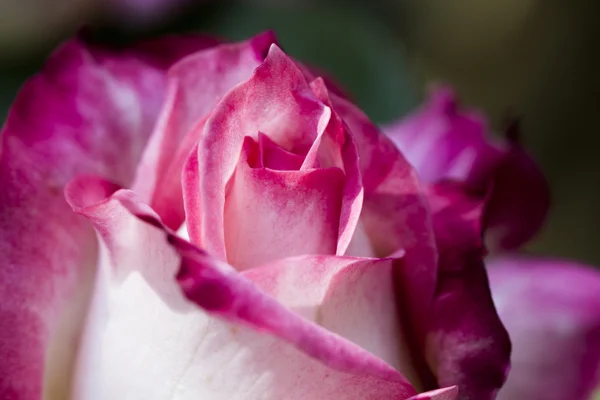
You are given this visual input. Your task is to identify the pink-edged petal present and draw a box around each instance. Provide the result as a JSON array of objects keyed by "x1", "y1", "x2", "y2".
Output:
[
  {"x1": 328, "y1": 90, "x2": 438, "y2": 349},
  {"x1": 384, "y1": 88, "x2": 550, "y2": 250},
  {"x1": 408, "y1": 386, "x2": 459, "y2": 400},
  {"x1": 66, "y1": 176, "x2": 418, "y2": 400},
  {"x1": 425, "y1": 182, "x2": 511, "y2": 400},
  {"x1": 184, "y1": 44, "x2": 331, "y2": 258},
  {"x1": 242, "y1": 253, "x2": 421, "y2": 387},
  {"x1": 306, "y1": 77, "x2": 365, "y2": 256},
  {"x1": 133, "y1": 31, "x2": 278, "y2": 229},
  {"x1": 383, "y1": 87, "x2": 503, "y2": 186},
  {"x1": 177, "y1": 239, "x2": 417, "y2": 400},
  {"x1": 488, "y1": 256, "x2": 600, "y2": 400},
  {"x1": 0, "y1": 40, "x2": 165, "y2": 399},
  {"x1": 224, "y1": 136, "x2": 345, "y2": 269}
]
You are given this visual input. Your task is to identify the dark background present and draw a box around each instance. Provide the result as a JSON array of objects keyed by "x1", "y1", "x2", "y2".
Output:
[{"x1": 1, "y1": 0, "x2": 598, "y2": 264}]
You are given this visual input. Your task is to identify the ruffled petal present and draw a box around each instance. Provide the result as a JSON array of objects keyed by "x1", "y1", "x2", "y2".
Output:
[
  {"x1": 0, "y1": 39, "x2": 165, "y2": 399},
  {"x1": 488, "y1": 256, "x2": 600, "y2": 400},
  {"x1": 425, "y1": 182, "x2": 511, "y2": 400},
  {"x1": 66, "y1": 176, "x2": 419, "y2": 400},
  {"x1": 133, "y1": 31, "x2": 278, "y2": 229}
]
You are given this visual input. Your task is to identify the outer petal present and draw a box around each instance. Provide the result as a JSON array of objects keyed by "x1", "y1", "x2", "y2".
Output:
[
  {"x1": 384, "y1": 88, "x2": 549, "y2": 250},
  {"x1": 66, "y1": 176, "x2": 418, "y2": 400},
  {"x1": 425, "y1": 182, "x2": 511, "y2": 400},
  {"x1": 184, "y1": 44, "x2": 332, "y2": 259},
  {"x1": 328, "y1": 90, "x2": 438, "y2": 352},
  {"x1": 488, "y1": 256, "x2": 600, "y2": 400},
  {"x1": 0, "y1": 40, "x2": 165, "y2": 399},
  {"x1": 242, "y1": 252, "x2": 421, "y2": 387},
  {"x1": 133, "y1": 31, "x2": 278, "y2": 229}
]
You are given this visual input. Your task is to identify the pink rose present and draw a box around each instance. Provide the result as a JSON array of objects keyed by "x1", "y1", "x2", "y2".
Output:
[
  {"x1": 0, "y1": 32, "x2": 510, "y2": 399},
  {"x1": 385, "y1": 88, "x2": 599, "y2": 400}
]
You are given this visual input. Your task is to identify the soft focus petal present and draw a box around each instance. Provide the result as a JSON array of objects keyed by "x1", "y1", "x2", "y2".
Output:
[
  {"x1": 384, "y1": 87, "x2": 502, "y2": 186},
  {"x1": 184, "y1": 44, "x2": 332, "y2": 259},
  {"x1": 329, "y1": 91, "x2": 438, "y2": 351},
  {"x1": 384, "y1": 88, "x2": 550, "y2": 250},
  {"x1": 425, "y1": 182, "x2": 511, "y2": 400},
  {"x1": 0, "y1": 40, "x2": 166, "y2": 399},
  {"x1": 488, "y1": 256, "x2": 600, "y2": 400},
  {"x1": 133, "y1": 31, "x2": 277, "y2": 229},
  {"x1": 483, "y1": 124, "x2": 551, "y2": 250},
  {"x1": 66, "y1": 176, "x2": 418, "y2": 400}
]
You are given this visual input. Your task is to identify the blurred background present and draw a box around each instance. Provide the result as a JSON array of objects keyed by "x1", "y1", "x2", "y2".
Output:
[{"x1": 1, "y1": 0, "x2": 598, "y2": 264}]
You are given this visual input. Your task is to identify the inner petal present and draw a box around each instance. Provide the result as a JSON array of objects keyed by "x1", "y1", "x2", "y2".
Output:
[
  {"x1": 257, "y1": 132, "x2": 304, "y2": 171},
  {"x1": 224, "y1": 136, "x2": 345, "y2": 270}
]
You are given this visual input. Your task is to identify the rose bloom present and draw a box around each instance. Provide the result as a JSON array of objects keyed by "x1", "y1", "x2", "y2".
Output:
[
  {"x1": 385, "y1": 90, "x2": 600, "y2": 400},
  {"x1": 2, "y1": 30, "x2": 560, "y2": 400}
]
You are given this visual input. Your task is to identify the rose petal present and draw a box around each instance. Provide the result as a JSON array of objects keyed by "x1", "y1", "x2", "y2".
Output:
[
  {"x1": 306, "y1": 77, "x2": 365, "y2": 256},
  {"x1": 133, "y1": 31, "x2": 278, "y2": 229},
  {"x1": 425, "y1": 182, "x2": 511, "y2": 400},
  {"x1": 483, "y1": 127, "x2": 551, "y2": 250},
  {"x1": 383, "y1": 87, "x2": 502, "y2": 186},
  {"x1": 256, "y1": 132, "x2": 304, "y2": 170},
  {"x1": 224, "y1": 136, "x2": 345, "y2": 269},
  {"x1": 327, "y1": 90, "x2": 438, "y2": 352},
  {"x1": 242, "y1": 252, "x2": 422, "y2": 386},
  {"x1": 384, "y1": 88, "x2": 550, "y2": 250},
  {"x1": 184, "y1": 44, "x2": 332, "y2": 259},
  {"x1": 488, "y1": 256, "x2": 600, "y2": 400},
  {"x1": 0, "y1": 39, "x2": 166, "y2": 399},
  {"x1": 66, "y1": 176, "x2": 418, "y2": 400}
]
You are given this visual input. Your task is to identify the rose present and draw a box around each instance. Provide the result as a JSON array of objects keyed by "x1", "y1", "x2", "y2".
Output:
[
  {"x1": 385, "y1": 88, "x2": 599, "y2": 400},
  {"x1": 0, "y1": 32, "x2": 510, "y2": 399}
]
